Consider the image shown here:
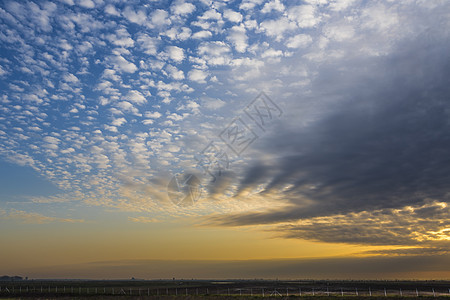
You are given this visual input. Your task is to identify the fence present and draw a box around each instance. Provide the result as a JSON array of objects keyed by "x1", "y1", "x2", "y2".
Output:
[{"x1": 0, "y1": 285, "x2": 450, "y2": 297}]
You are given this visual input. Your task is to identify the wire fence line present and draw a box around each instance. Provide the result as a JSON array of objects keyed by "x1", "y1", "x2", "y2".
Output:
[{"x1": 1, "y1": 285, "x2": 450, "y2": 297}]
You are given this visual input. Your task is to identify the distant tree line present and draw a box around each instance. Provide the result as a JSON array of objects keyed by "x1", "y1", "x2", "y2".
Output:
[{"x1": 0, "y1": 276, "x2": 24, "y2": 281}]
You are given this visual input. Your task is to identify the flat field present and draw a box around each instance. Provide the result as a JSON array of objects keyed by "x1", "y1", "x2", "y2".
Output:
[{"x1": 0, "y1": 279, "x2": 449, "y2": 299}]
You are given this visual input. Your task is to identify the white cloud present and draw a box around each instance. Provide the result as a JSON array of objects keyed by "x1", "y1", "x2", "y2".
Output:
[
  {"x1": 188, "y1": 69, "x2": 208, "y2": 83},
  {"x1": 201, "y1": 96, "x2": 225, "y2": 110},
  {"x1": 197, "y1": 41, "x2": 231, "y2": 66},
  {"x1": 63, "y1": 73, "x2": 79, "y2": 83},
  {"x1": 287, "y1": 5, "x2": 321, "y2": 28},
  {"x1": 199, "y1": 9, "x2": 221, "y2": 20},
  {"x1": 137, "y1": 34, "x2": 159, "y2": 55},
  {"x1": 59, "y1": 39, "x2": 73, "y2": 51},
  {"x1": 60, "y1": 147, "x2": 75, "y2": 154},
  {"x1": 239, "y1": 0, "x2": 264, "y2": 11},
  {"x1": 227, "y1": 25, "x2": 248, "y2": 53},
  {"x1": 116, "y1": 101, "x2": 140, "y2": 115},
  {"x1": 324, "y1": 25, "x2": 355, "y2": 42},
  {"x1": 361, "y1": 3, "x2": 398, "y2": 32},
  {"x1": 59, "y1": 0, "x2": 75, "y2": 5},
  {"x1": 329, "y1": 0, "x2": 358, "y2": 11},
  {"x1": 259, "y1": 17, "x2": 297, "y2": 41},
  {"x1": 78, "y1": 0, "x2": 95, "y2": 9},
  {"x1": 107, "y1": 28, "x2": 134, "y2": 48},
  {"x1": 286, "y1": 34, "x2": 313, "y2": 48},
  {"x1": 192, "y1": 30, "x2": 212, "y2": 39},
  {"x1": 123, "y1": 6, "x2": 147, "y2": 25},
  {"x1": 110, "y1": 55, "x2": 138, "y2": 73},
  {"x1": 261, "y1": 48, "x2": 283, "y2": 58},
  {"x1": 142, "y1": 119, "x2": 154, "y2": 125},
  {"x1": 102, "y1": 69, "x2": 120, "y2": 81},
  {"x1": 223, "y1": 9, "x2": 243, "y2": 23},
  {"x1": 6, "y1": 153, "x2": 35, "y2": 167},
  {"x1": 43, "y1": 136, "x2": 60, "y2": 149},
  {"x1": 125, "y1": 90, "x2": 147, "y2": 105},
  {"x1": 261, "y1": 0, "x2": 285, "y2": 13},
  {"x1": 112, "y1": 117, "x2": 127, "y2": 126},
  {"x1": 0, "y1": 66, "x2": 8, "y2": 77},
  {"x1": 77, "y1": 41, "x2": 93, "y2": 54},
  {"x1": 150, "y1": 9, "x2": 171, "y2": 27},
  {"x1": 167, "y1": 113, "x2": 183, "y2": 121},
  {"x1": 171, "y1": 0, "x2": 196, "y2": 16},
  {"x1": 184, "y1": 100, "x2": 200, "y2": 113},
  {"x1": 104, "y1": 124, "x2": 118, "y2": 132},
  {"x1": 145, "y1": 111, "x2": 162, "y2": 118},
  {"x1": 177, "y1": 27, "x2": 192, "y2": 40},
  {"x1": 166, "y1": 65, "x2": 185, "y2": 80},
  {"x1": 105, "y1": 4, "x2": 120, "y2": 16},
  {"x1": 44, "y1": 136, "x2": 60, "y2": 145},
  {"x1": 166, "y1": 46, "x2": 185, "y2": 62}
]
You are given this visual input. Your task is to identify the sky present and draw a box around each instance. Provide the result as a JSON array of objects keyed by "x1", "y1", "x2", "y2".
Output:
[{"x1": 0, "y1": 0, "x2": 449, "y2": 280}]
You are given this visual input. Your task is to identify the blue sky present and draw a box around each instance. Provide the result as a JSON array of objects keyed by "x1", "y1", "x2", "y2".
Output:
[{"x1": 1, "y1": 0, "x2": 450, "y2": 279}]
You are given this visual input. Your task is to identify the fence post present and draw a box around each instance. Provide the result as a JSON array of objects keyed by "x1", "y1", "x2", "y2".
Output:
[
  {"x1": 432, "y1": 288, "x2": 436, "y2": 297},
  {"x1": 416, "y1": 288, "x2": 419, "y2": 297},
  {"x1": 299, "y1": 287, "x2": 302, "y2": 296},
  {"x1": 369, "y1": 287, "x2": 372, "y2": 296},
  {"x1": 400, "y1": 288, "x2": 402, "y2": 296},
  {"x1": 262, "y1": 288, "x2": 264, "y2": 297}
]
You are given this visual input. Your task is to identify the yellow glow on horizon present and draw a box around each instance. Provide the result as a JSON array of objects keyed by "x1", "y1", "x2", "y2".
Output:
[{"x1": 0, "y1": 216, "x2": 405, "y2": 274}]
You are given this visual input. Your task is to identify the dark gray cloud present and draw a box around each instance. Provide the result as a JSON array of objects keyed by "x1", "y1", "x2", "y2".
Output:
[
  {"x1": 250, "y1": 38, "x2": 450, "y2": 217},
  {"x1": 203, "y1": 1, "x2": 450, "y2": 249}
]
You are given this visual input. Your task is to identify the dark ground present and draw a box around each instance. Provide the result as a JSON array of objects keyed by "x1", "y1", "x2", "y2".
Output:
[{"x1": 0, "y1": 279, "x2": 449, "y2": 299}]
